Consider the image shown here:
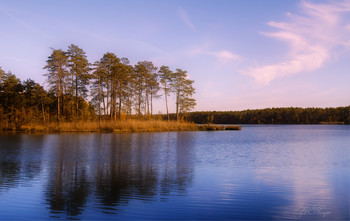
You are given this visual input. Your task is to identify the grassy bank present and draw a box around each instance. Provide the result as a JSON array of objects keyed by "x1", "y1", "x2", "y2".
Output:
[
  {"x1": 1, "y1": 120, "x2": 242, "y2": 133},
  {"x1": 8, "y1": 120, "x2": 197, "y2": 133}
]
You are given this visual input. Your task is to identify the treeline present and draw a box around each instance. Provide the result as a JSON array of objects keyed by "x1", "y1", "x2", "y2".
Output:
[
  {"x1": 0, "y1": 44, "x2": 196, "y2": 129},
  {"x1": 173, "y1": 107, "x2": 350, "y2": 124}
]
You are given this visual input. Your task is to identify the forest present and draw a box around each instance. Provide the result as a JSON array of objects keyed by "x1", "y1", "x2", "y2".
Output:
[
  {"x1": 0, "y1": 44, "x2": 196, "y2": 130},
  {"x1": 1, "y1": 44, "x2": 349, "y2": 131},
  {"x1": 178, "y1": 106, "x2": 350, "y2": 125}
]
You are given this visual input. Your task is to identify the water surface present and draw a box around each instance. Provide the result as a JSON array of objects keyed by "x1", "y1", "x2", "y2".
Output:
[{"x1": 0, "y1": 125, "x2": 349, "y2": 220}]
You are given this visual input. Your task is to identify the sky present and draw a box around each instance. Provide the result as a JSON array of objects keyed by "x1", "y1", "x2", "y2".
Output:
[{"x1": 0, "y1": 0, "x2": 349, "y2": 113}]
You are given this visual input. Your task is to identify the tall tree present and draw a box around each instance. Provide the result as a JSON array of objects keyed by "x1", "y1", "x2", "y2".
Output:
[
  {"x1": 91, "y1": 61, "x2": 106, "y2": 124},
  {"x1": 158, "y1": 66, "x2": 173, "y2": 121},
  {"x1": 67, "y1": 44, "x2": 90, "y2": 119},
  {"x1": 120, "y1": 58, "x2": 135, "y2": 118},
  {"x1": 134, "y1": 62, "x2": 148, "y2": 118},
  {"x1": 115, "y1": 57, "x2": 134, "y2": 119},
  {"x1": 142, "y1": 61, "x2": 158, "y2": 116},
  {"x1": 178, "y1": 78, "x2": 196, "y2": 114},
  {"x1": 172, "y1": 69, "x2": 196, "y2": 121},
  {"x1": 99, "y1": 52, "x2": 120, "y2": 119},
  {"x1": 44, "y1": 49, "x2": 68, "y2": 123},
  {"x1": 148, "y1": 72, "x2": 160, "y2": 116}
]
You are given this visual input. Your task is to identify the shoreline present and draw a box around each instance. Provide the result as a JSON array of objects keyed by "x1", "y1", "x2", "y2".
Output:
[{"x1": 0, "y1": 120, "x2": 242, "y2": 134}]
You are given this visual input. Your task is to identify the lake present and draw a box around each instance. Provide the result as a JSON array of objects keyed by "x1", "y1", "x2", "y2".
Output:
[{"x1": 0, "y1": 125, "x2": 349, "y2": 220}]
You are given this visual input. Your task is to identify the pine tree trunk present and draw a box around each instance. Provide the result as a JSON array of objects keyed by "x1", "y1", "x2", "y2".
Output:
[
  {"x1": 57, "y1": 76, "x2": 60, "y2": 124},
  {"x1": 75, "y1": 74, "x2": 78, "y2": 120},
  {"x1": 176, "y1": 90, "x2": 179, "y2": 121},
  {"x1": 102, "y1": 87, "x2": 106, "y2": 115},
  {"x1": 138, "y1": 88, "x2": 142, "y2": 118},
  {"x1": 106, "y1": 80, "x2": 110, "y2": 116},
  {"x1": 151, "y1": 93, "x2": 153, "y2": 116},
  {"x1": 98, "y1": 78, "x2": 101, "y2": 124},
  {"x1": 41, "y1": 99, "x2": 46, "y2": 124},
  {"x1": 113, "y1": 82, "x2": 117, "y2": 122},
  {"x1": 146, "y1": 88, "x2": 149, "y2": 116},
  {"x1": 118, "y1": 84, "x2": 122, "y2": 120},
  {"x1": 165, "y1": 85, "x2": 169, "y2": 121}
]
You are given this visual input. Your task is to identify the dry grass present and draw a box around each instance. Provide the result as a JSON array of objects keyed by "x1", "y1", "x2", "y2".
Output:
[
  {"x1": 11, "y1": 121, "x2": 242, "y2": 133},
  {"x1": 16, "y1": 119, "x2": 198, "y2": 133}
]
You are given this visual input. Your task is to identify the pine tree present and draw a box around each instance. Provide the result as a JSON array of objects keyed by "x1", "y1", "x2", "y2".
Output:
[
  {"x1": 44, "y1": 49, "x2": 68, "y2": 123},
  {"x1": 134, "y1": 61, "x2": 148, "y2": 118},
  {"x1": 91, "y1": 61, "x2": 106, "y2": 123},
  {"x1": 148, "y1": 72, "x2": 160, "y2": 116},
  {"x1": 172, "y1": 69, "x2": 196, "y2": 121},
  {"x1": 142, "y1": 61, "x2": 158, "y2": 116},
  {"x1": 67, "y1": 44, "x2": 90, "y2": 120},
  {"x1": 158, "y1": 66, "x2": 173, "y2": 121}
]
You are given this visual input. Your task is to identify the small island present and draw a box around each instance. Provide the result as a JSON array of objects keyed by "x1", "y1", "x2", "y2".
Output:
[
  {"x1": 0, "y1": 44, "x2": 198, "y2": 133},
  {"x1": 0, "y1": 44, "x2": 348, "y2": 133}
]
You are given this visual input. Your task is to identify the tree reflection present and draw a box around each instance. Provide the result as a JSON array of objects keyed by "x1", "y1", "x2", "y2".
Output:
[
  {"x1": 175, "y1": 132, "x2": 194, "y2": 190},
  {"x1": 0, "y1": 134, "x2": 43, "y2": 191},
  {"x1": 43, "y1": 132, "x2": 195, "y2": 217},
  {"x1": 45, "y1": 135, "x2": 90, "y2": 217}
]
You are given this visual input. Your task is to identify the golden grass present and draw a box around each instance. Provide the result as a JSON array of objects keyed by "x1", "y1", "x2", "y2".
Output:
[
  {"x1": 10, "y1": 121, "x2": 242, "y2": 133},
  {"x1": 17, "y1": 119, "x2": 198, "y2": 133}
]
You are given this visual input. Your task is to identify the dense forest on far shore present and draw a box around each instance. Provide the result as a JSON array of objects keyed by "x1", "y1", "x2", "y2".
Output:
[{"x1": 165, "y1": 106, "x2": 350, "y2": 125}]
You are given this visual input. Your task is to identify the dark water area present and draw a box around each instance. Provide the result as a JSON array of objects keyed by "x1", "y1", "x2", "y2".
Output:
[{"x1": 0, "y1": 125, "x2": 349, "y2": 220}]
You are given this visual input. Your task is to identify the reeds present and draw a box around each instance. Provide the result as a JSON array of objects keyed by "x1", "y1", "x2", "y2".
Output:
[
  {"x1": 15, "y1": 120, "x2": 198, "y2": 133},
  {"x1": 5, "y1": 121, "x2": 242, "y2": 133}
]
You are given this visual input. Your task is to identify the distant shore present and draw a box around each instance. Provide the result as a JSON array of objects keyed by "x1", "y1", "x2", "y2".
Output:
[
  {"x1": 319, "y1": 121, "x2": 345, "y2": 125},
  {"x1": 178, "y1": 106, "x2": 349, "y2": 125}
]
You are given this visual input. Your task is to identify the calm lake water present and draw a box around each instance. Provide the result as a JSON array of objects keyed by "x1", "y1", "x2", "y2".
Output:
[{"x1": 0, "y1": 125, "x2": 349, "y2": 220}]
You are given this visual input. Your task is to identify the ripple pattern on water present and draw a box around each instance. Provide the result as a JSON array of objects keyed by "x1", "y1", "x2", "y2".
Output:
[{"x1": 0, "y1": 125, "x2": 349, "y2": 220}]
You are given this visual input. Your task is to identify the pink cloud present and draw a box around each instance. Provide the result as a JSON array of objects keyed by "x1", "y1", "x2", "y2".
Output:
[
  {"x1": 188, "y1": 46, "x2": 241, "y2": 64},
  {"x1": 209, "y1": 50, "x2": 241, "y2": 63},
  {"x1": 178, "y1": 7, "x2": 195, "y2": 31},
  {"x1": 245, "y1": 0, "x2": 350, "y2": 85}
]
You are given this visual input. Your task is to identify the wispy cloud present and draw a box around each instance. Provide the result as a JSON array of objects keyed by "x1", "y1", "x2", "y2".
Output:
[
  {"x1": 178, "y1": 7, "x2": 195, "y2": 31},
  {"x1": 189, "y1": 46, "x2": 241, "y2": 64},
  {"x1": 244, "y1": 0, "x2": 350, "y2": 85},
  {"x1": 0, "y1": 7, "x2": 33, "y2": 31},
  {"x1": 0, "y1": 6, "x2": 54, "y2": 39},
  {"x1": 209, "y1": 50, "x2": 241, "y2": 63}
]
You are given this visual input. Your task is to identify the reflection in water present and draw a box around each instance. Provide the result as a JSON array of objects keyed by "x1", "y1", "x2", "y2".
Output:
[
  {"x1": 43, "y1": 132, "x2": 195, "y2": 217},
  {"x1": 45, "y1": 135, "x2": 90, "y2": 217},
  {"x1": 0, "y1": 126, "x2": 349, "y2": 220},
  {"x1": 250, "y1": 126, "x2": 350, "y2": 219},
  {"x1": 0, "y1": 134, "x2": 43, "y2": 191},
  {"x1": 0, "y1": 136, "x2": 21, "y2": 191},
  {"x1": 175, "y1": 132, "x2": 194, "y2": 191}
]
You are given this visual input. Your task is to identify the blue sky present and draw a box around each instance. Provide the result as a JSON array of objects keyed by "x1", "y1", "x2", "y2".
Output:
[{"x1": 0, "y1": 0, "x2": 349, "y2": 112}]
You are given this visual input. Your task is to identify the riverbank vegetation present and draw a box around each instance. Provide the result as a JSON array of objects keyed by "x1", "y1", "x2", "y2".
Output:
[
  {"x1": 178, "y1": 106, "x2": 350, "y2": 125},
  {"x1": 0, "y1": 44, "x2": 196, "y2": 132},
  {"x1": 13, "y1": 120, "x2": 197, "y2": 133}
]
